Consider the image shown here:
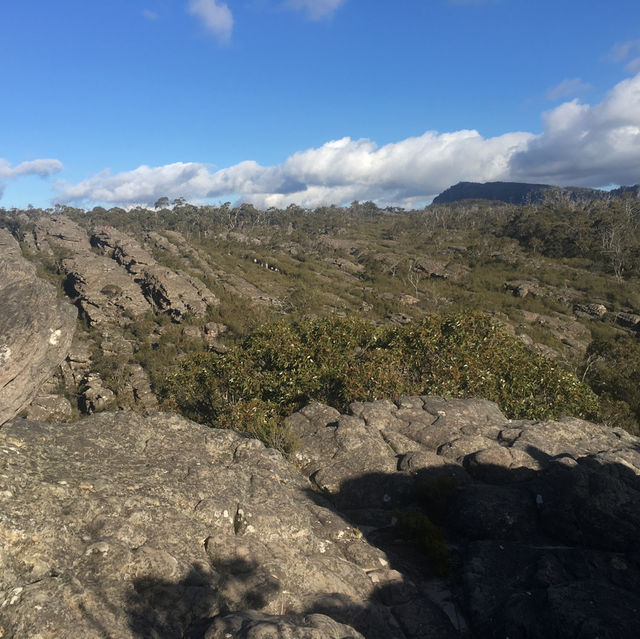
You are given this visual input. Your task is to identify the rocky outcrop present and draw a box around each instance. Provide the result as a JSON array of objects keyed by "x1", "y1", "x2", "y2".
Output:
[
  {"x1": 414, "y1": 257, "x2": 467, "y2": 281},
  {"x1": 0, "y1": 411, "x2": 453, "y2": 639},
  {"x1": 92, "y1": 226, "x2": 219, "y2": 320},
  {"x1": 287, "y1": 397, "x2": 640, "y2": 637},
  {"x1": 1, "y1": 397, "x2": 639, "y2": 637},
  {"x1": 62, "y1": 252, "x2": 151, "y2": 326},
  {"x1": 25, "y1": 214, "x2": 92, "y2": 255},
  {"x1": 0, "y1": 229, "x2": 77, "y2": 425}
]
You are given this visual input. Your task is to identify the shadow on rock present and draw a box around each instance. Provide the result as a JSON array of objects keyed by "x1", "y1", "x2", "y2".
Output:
[{"x1": 328, "y1": 443, "x2": 640, "y2": 639}]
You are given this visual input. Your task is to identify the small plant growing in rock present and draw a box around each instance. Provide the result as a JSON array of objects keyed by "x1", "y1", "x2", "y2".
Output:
[
  {"x1": 394, "y1": 510, "x2": 451, "y2": 578},
  {"x1": 415, "y1": 476, "x2": 459, "y2": 525}
]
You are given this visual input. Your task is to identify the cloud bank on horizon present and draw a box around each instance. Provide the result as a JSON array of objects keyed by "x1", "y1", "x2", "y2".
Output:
[{"x1": 45, "y1": 72, "x2": 640, "y2": 209}]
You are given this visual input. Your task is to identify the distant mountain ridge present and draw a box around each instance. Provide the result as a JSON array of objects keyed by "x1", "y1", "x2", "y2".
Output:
[{"x1": 433, "y1": 181, "x2": 640, "y2": 205}]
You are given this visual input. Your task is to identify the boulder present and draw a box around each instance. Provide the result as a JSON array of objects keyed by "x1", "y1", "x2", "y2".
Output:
[{"x1": 0, "y1": 229, "x2": 77, "y2": 425}]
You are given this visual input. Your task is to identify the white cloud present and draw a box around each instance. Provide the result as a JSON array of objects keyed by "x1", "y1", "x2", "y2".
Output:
[
  {"x1": 285, "y1": 0, "x2": 346, "y2": 20},
  {"x1": 142, "y1": 9, "x2": 159, "y2": 21},
  {"x1": 546, "y1": 77, "x2": 592, "y2": 101},
  {"x1": 188, "y1": 0, "x2": 233, "y2": 43},
  {"x1": 606, "y1": 40, "x2": 640, "y2": 73},
  {"x1": 55, "y1": 131, "x2": 532, "y2": 208},
  {"x1": 607, "y1": 40, "x2": 640, "y2": 63},
  {"x1": 627, "y1": 57, "x2": 640, "y2": 74},
  {"x1": 510, "y1": 72, "x2": 640, "y2": 186},
  {"x1": 0, "y1": 158, "x2": 63, "y2": 203},
  {"x1": 0, "y1": 158, "x2": 63, "y2": 179},
  {"x1": 55, "y1": 73, "x2": 640, "y2": 208}
]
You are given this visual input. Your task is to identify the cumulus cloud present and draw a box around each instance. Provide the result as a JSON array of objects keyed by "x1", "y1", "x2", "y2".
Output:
[
  {"x1": 546, "y1": 77, "x2": 592, "y2": 101},
  {"x1": 55, "y1": 73, "x2": 640, "y2": 208},
  {"x1": 0, "y1": 158, "x2": 63, "y2": 179},
  {"x1": 0, "y1": 158, "x2": 63, "y2": 201},
  {"x1": 0, "y1": 158, "x2": 63, "y2": 202},
  {"x1": 285, "y1": 0, "x2": 346, "y2": 20},
  {"x1": 188, "y1": 0, "x2": 233, "y2": 43},
  {"x1": 55, "y1": 130, "x2": 532, "y2": 208},
  {"x1": 511, "y1": 72, "x2": 640, "y2": 186}
]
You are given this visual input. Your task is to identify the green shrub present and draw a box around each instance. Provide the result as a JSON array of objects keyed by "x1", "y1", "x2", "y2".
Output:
[
  {"x1": 582, "y1": 333, "x2": 640, "y2": 434},
  {"x1": 160, "y1": 313, "x2": 600, "y2": 454}
]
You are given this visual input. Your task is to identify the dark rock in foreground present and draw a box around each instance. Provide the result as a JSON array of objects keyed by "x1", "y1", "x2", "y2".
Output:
[
  {"x1": 288, "y1": 397, "x2": 640, "y2": 638},
  {"x1": 0, "y1": 229, "x2": 76, "y2": 426}
]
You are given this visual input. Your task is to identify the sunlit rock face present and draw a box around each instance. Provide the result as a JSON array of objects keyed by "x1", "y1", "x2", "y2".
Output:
[
  {"x1": 0, "y1": 229, "x2": 76, "y2": 426},
  {"x1": 0, "y1": 410, "x2": 457, "y2": 639}
]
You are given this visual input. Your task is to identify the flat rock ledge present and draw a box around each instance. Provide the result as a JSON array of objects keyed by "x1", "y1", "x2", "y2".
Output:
[{"x1": 0, "y1": 411, "x2": 451, "y2": 639}]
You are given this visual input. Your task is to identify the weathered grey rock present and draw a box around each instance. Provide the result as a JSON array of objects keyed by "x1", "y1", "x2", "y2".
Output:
[
  {"x1": 206, "y1": 612, "x2": 365, "y2": 638},
  {"x1": 92, "y1": 227, "x2": 219, "y2": 320},
  {"x1": 23, "y1": 393, "x2": 74, "y2": 421},
  {"x1": 80, "y1": 372, "x2": 116, "y2": 413},
  {"x1": 463, "y1": 541, "x2": 640, "y2": 639},
  {"x1": 287, "y1": 396, "x2": 640, "y2": 637},
  {"x1": 27, "y1": 214, "x2": 92, "y2": 254},
  {"x1": 414, "y1": 257, "x2": 468, "y2": 281},
  {"x1": 505, "y1": 279, "x2": 542, "y2": 298},
  {"x1": 574, "y1": 302, "x2": 608, "y2": 319},
  {"x1": 612, "y1": 311, "x2": 640, "y2": 332},
  {"x1": 0, "y1": 229, "x2": 77, "y2": 425},
  {"x1": 63, "y1": 253, "x2": 151, "y2": 326},
  {"x1": 0, "y1": 411, "x2": 448, "y2": 638}
]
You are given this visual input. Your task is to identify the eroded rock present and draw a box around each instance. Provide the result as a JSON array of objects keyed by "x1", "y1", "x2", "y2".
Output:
[
  {"x1": 0, "y1": 411, "x2": 448, "y2": 638},
  {"x1": 0, "y1": 229, "x2": 77, "y2": 425}
]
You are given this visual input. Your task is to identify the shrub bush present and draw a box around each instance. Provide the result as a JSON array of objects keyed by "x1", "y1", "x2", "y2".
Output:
[{"x1": 160, "y1": 313, "x2": 600, "y2": 454}]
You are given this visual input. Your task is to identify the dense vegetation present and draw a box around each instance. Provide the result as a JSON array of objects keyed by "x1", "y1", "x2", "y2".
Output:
[
  {"x1": 160, "y1": 314, "x2": 600, "y2": 453},
  {"x1": 2, "y1": 190, "x2": 639, "y2": 444}
]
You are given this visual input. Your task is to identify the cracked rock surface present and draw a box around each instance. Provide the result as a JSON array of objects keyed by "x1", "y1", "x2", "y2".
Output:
[
  {"x1": 1, "y1": 397, "x2": 639, "y2": 637},
  {"x1": 0, "y1": 411, "x2": 455, "y2": 639},
  {"x1": 287, "y1": 396, "x2": 640, "y2": 638}
]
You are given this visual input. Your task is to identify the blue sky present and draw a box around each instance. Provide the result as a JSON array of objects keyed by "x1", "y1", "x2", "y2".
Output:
[{"x1": 1, "y1": 0, "x2": 640, "y2": 209}]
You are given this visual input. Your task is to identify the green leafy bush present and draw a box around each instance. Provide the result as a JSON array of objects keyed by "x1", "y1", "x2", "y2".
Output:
[
  {"x1": 583, "y1": 333, "x2": 640, "y2": 434},
  {"x1": 160, "y1": 313, "x2": 600, "y2": 454}
]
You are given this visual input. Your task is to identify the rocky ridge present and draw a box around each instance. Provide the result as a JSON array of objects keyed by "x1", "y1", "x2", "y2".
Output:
[{"x1": 433, "y1": 181, "x2": 640, "y2": 205}]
